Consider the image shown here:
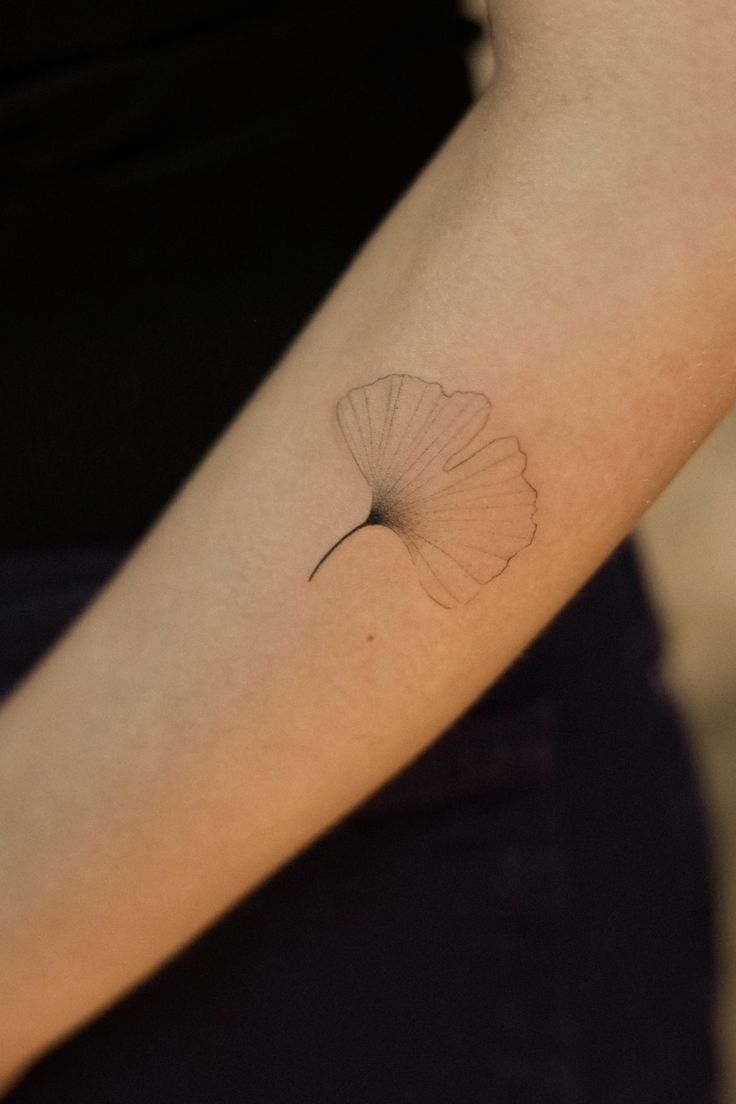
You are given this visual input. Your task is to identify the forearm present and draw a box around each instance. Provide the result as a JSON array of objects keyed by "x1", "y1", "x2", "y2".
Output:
[{"x1": 2, "y1": 13, "x2": 736, "y2": 1082}]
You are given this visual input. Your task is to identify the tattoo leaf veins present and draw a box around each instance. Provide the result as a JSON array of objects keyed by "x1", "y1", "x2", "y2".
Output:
[{"x1": 308, "y1": 373, "x2": 537, "y2": 608}]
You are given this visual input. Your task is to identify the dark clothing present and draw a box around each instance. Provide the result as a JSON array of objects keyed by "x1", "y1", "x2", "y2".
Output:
[
  {"x1": 1, "y1": 0, "x2": 477, "y2": 545},
  {"x1": 0, "y1": 1, "x2": 718, "y2": 1101},
  {"x1": 0, "y1": 538, "x2": 717, "y2": 1104}
]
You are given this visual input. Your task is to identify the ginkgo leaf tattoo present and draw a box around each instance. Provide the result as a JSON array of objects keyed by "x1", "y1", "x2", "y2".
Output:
[{"x1": 308, "y1": 373, "x2": 537, "y2": 608}]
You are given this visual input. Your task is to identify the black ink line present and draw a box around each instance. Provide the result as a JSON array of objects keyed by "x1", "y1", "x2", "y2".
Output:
[
  {"x1": 311, "y1": 373, "x2": 538, "y2": 607},
  {"x1": 308, "y1": 515, "x2": 378, "y2": 581},
  {"x1": 394, "y1": 400, "x2": 485, "y2": 497}
]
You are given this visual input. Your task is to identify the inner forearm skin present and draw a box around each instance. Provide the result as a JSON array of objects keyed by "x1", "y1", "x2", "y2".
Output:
[{"x1": 2, "y1": 9, "x2": 736, "y2": 1083}]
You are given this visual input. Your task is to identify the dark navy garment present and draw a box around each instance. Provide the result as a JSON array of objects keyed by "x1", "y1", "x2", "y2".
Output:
[
  {"x1": 0, "y1": 538, "x2": 717, "y2": 1104},
  {"x1": 0, "y1": 0, "x2": 718, "y2": 1100}
]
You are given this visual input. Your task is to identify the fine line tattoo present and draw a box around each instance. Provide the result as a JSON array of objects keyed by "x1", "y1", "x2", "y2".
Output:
[{"x1": 309, "y1": 373, "x2": 537, "y2": 608}]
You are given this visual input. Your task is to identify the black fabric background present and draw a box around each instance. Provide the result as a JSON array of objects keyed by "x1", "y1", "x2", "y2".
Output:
[{"x1": 1, "y1": 0, "x2": 478, "y2": 545}]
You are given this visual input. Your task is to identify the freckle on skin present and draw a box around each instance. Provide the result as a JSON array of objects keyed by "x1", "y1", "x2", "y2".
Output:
[{"x1": 366, "y1": 634, "x2": 374, "y2": 642}]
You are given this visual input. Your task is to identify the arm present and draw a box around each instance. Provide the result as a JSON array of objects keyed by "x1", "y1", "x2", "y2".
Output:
[{"x1": 2, "y1": 2, "x2": 736, "y2": 1087}]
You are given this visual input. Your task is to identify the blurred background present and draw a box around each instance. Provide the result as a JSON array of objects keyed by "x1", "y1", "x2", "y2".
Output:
[
  {"x1": 461, "y1": 3, "x2": 736, "y2": 1098},
  {"x1": 637, "y1": 410, "x2": 736, "y2": 1103}
]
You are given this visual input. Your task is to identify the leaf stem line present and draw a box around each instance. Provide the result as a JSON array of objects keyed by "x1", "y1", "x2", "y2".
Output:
[{"x1": 308, "y1": 518, "x2": 371, "y2": 581}]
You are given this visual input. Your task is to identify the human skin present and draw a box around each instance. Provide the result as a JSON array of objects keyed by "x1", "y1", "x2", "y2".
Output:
[{"x1": 2, "y1": 1, "x2": 736, "y2": 1090}]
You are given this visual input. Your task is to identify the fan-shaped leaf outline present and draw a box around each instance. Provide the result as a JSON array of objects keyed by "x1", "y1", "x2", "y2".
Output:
[{"x1": 309, "y1": 373, "x2": 537, "y2": 607}]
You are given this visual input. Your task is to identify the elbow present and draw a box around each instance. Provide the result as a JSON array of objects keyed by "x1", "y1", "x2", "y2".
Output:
[{"x1": 487, "y1": 1, "x2": 736, "y2": 115}]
